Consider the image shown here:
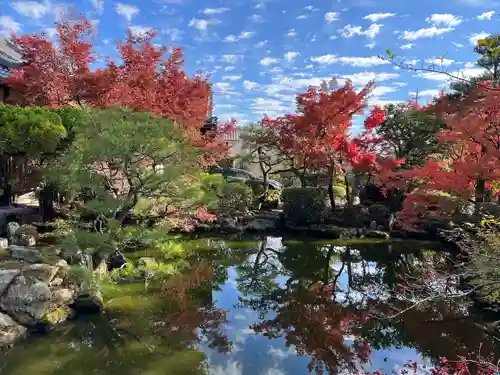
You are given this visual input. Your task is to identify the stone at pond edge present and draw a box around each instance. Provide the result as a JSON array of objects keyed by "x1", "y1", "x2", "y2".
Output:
[
  {"x1": 0, "y1": 238, "x2": 8, "y2": 250},
  {"x1": 12, "y1": 234, "x2": 36, "y2": 247},
  {"x1": 0, "y1": 277, "x2": 52, "y2": 327},
  {"x1": 365, "y1": 230, "x2": 390, "y2": 240},
  {"x1": 0, "y1": 312, "x2": 27, "y2": 349},
  {"x1": 8, "y1": 245, "x2": 43, "y2": 263},
  {"x1": 22, "y1": 263, "x2": 59, "y2": 283},
  {"x1": 70, "y1": 291, "x2": 104, "y2": 315},
  {"x1": 0, "y1": 269, "x2": 21, "y2": 296},
  {"x1": 245, "y1": 218, "x2": 277, "y2": 232},
  {"x1": 6, "y1": 222, "x2": 20, "y2": 239}
]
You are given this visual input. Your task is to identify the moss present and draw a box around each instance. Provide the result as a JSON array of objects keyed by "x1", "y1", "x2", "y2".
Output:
[
  {"x1": 42, "y1": 307, "x2": 71, "y2": 325},
  {"x1": 0, "y1": 247, "x2": 9, "y2": 258}
]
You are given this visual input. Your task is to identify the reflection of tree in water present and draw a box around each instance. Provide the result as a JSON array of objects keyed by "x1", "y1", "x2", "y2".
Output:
[
  {"x1": 163, "y1": 261, "x2": 232, "y2": 353},
  {"x1": 235, "y1": 238, "x2": 500, "y2": 373}
]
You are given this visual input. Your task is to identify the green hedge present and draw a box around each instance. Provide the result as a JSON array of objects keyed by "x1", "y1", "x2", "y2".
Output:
[
  {"x1": 218, "y1": 182, "x2": 254, "y2": 215},
  {"x1": 282, "y1": 187, "x2": 327, "y2": 225}
]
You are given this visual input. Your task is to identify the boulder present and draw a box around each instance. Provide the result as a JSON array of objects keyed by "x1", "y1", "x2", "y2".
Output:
[
  {"x1": 70, "y1": 291, "x2": 104, "y2": 315},
  {"x1": 245, "y1": 218, "x2": 277, "y2": 232},
  {"x1": 478, "y1": 202, "x2": 500, "y2": 217},
  {"x1": 138, "y1": 257, "x2": 156, "y2": 267},
  {"x1": 0, "y1": 238, "x2": 8, "y2": 250},
  {"x1": 13, "y1": 234, "x2": 36, "y2": 247},
  {"x1": 14, "y1": 225, "x2": 38, "y2": 239},
  {"x1": 365, "y1": 230, "x2": 390, "y2": 240},
  {"x1": 0, "y1": 312, "x2": 27, "y2": 348},
  {"x1": 0, "y1": 269, "x2": 21, "y2": 296},
  {"x1": 0, "y1": 277, "x2": 52, "y2": 326},
  {"x1": 8, "y1": 245, "x2": 43, "y2": 263},
  {"x1": 22, "y1": 263, "x2": 59, "y2": 283},
  {"x1": 106, "y1": 251, "x2": 127, "y2": 272},
  {"x1": 6, "y1": 222, "x2": 20, "y2": 239}
]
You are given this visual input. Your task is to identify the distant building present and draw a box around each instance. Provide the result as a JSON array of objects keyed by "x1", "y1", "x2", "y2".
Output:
[{"x1": 0, "y1": 36, "x2": 23, "y2": 103}]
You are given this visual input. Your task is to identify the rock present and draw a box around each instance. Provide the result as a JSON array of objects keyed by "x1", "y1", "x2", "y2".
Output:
[
  {"x1": 14, "y1": 225, "x2": 38, "y2": 239},
  {"x1": 106, "y1": 250, "x2": 127, "y2": 272},
  {"x1": 0, "y1": 312, "x2": 27, "y2": 348},
  {"x1": 347, "y1": 228, "x2": 360, "y2": 238},
  {"x1": 13, "y1": 234, "x2": 36, "y2": 247},
  {"x1": 0, "y1": 238, "x2": 8, "y2": 250},
  {"x1": 49, "y1": 277, "x2": 63, "y2": 287},
  {"x1": 22, "y1": 263, "x2": 59, "y2": 283},
  {"x1": 70, "y1": 291, "x2": 104, "y2": 315},
  {"x1": 8, "y1": 245, "x2": 43, "y2": 263},
  {"x1": 6, "y1": 222, "x2": 20, "y2": 239},
  {"x1": 41, "y1": 306, "x2": 71, "y2": 326},
  {"x1": 51, "y1": 288, "x2": 75, "y2": 305},
  {"x1": 462, "y1": 222, "x2": 476, "y2": 230},
  {"x1": 365, "y1": 230, "x2": 390, "y2": 240},
  {"x1": 0, "y1": 269, "x2": 21, "y2": 296},
  {"x1": 369, "y1": 221, "x2": 378, "y2": 230},
  {"x1": 458, "y1": 201, "x2": 476, "y2": 217},
  {"x1": 352, "y1": 196, "x2": 361, "y2": 206},
  {"x1": 245, "y1": 218, "x2": 277, "y2": 232},
  {"x1": 0, "y1": 277, "x2": 52, "y2": 326},
  {"x1": 478, "y1": 202, "x2": 500, "y2": 217}
]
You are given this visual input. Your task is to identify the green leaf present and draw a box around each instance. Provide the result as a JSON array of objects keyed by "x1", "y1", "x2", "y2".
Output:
[{"x1": 385, "y1": 49, "x2": 392, "y2": 57}]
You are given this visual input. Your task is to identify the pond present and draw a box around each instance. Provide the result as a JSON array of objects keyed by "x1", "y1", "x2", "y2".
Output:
[{"x1": 1, "y1": 236, "x2": 499, "y2": 375}]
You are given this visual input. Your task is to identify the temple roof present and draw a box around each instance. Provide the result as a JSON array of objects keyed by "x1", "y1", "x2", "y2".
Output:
[{"x1": 0, "y1": 36, "x2": 23, "y2": 78}]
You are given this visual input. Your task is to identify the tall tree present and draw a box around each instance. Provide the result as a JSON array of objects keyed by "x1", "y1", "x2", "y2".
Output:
[{"x1": 6, "y1": 16, "x2": 232, "y2": 166}]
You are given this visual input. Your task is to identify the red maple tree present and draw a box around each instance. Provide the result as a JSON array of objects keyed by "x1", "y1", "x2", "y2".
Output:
[
  {"x1": 259, "y1": 79, "x2": 392, "y2": 208},
  {"x1": 5, "y1": 16, "x2": 233, "y2": 165},
  {"x1": 381, "y1": 83, "x2": 500, "y2": 228}
]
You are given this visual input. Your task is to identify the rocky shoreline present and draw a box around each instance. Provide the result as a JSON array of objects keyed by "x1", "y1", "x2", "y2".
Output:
[{"x1": 0, "y1": 223, "x2": 102, "y2": 349}]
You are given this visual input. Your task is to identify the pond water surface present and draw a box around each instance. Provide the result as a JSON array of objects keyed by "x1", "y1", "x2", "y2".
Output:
[{"x1": 1, "y1": 236, "x2": 499, "y2": 375}]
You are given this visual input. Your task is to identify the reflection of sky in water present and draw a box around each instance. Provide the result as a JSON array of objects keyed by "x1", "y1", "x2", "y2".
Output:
[{"x1": 199, "y1": 252, "x2": 429, "y2": 375}]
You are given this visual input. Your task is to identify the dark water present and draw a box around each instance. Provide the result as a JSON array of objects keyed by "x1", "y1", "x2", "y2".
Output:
[{"x1": 1, "y1": 237, "x2": 499, "y2": 375}]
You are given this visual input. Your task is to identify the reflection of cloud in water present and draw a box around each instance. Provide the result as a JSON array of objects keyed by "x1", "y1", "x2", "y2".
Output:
[
  {"x1": 209, "y1": 359, "x2": 243, "y2": 375},
  {"x1": 266, "y1": 237, "x2": 282, "y2": 251},
  {"x1": 233, "y1": 313, "x2": 246, "y2": 321},
  {"x1": 267, "y1": 345, "x2": 297, "y2": 360},
  {"x1": 261, "y1": 368, "x2": 286, "y2": 375}
]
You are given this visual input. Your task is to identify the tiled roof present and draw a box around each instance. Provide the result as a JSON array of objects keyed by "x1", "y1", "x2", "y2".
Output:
[{"x1": 0, "y1": 36, "x2": 23, "y2": 79}]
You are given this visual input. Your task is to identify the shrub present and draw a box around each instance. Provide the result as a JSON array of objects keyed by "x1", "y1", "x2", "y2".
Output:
[
  {"x1": 333, "y1": 184, "x2": 347, "y2": 199},
  {"x1": 282, "y1": 187, "x2": 328, "y2": 225},
  {"x1": 218, "y1": 182, "x2": 253, "y2": 216},
  {"x1": 368, "y1": 204, "x2": 390, "y2": 225}
]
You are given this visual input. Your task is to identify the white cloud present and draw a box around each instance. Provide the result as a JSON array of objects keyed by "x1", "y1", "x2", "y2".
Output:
[
  {"x1": 469, "y1": 32, "x2": 490, "y2": 45},
  {"x1": 222, "y1": 75, "x2": 242, "y2": 81},
  {"x1": 224, "y1": 31, "x2": 255, "y2": 42},
  {"x1": 311, "y1": 54, "x2": 389, "y2": 67},
  {"x1": 284, "y1": 51, "x2": 299, "y2": 63},
  {"x1": 252, "y1": 97, "x2": 295, "y2": 117},
  {"x1": 0, "y1": 16, "x2": 22, "y2": 35},
  {"x1": 129, "y1": 25, "x2": 153, "y2": 38},
  {"x1": 417, "y1": 67, "x2": 486, "y2": 82},
  {"x1": 249, "y1": 14, "x2": 264, "y2": 22},
  {"x1": 43, "y1": 27, "x2": 57, "y2": 39},
  {"x1": 400, "y1": 43, "x2": 414, "y2": 49},
  {"x1": 372, "y1": 85, "x2": 399, "y2": 97},
  {"x1": 268, "y1": 346, "x2": 297, "y2": 360},
  {"x1": 324, "y1": 12, "x2": 340, "y2": 22},
  {"x1": 11, "y1": 1, "x2": 49, "y2": 19},
  {"x1": 424, "y1": 57, "x2": 454, "y2": 66},
  {"x1": 115, "y1": 3, "x2": 139, "y2": 22},
  {"x1": 243, "y1": 80, "x2": 259, "y2": 90},
  {"x1": 426, "y1": 14, "x2": 462, "y2": 27},
  {"x1": 162, "y1": 27, "x2": 183, "y2": 41},
  {"x1": 221, "y1": 54, "x2": 242, "y2": 63},
  {"x1": 464, "y1": 62, "x2": 476, "y2": 68},
  {"x1": 409, "y1": 89, "x2": 440, "y2": 97},
  {"x1": 188, "y1": 18, "x2": 219, "y2": 31},
  {"x1": 477, "y1": 11, "x2": 494, "y2": 20},
  {"x1": 341, "y1": 72, "x2": 399, "y2": 86},
  {"x1": 402, "y1": 27, "x2": 454, "y2": 40},
  {"x1": 90, "y1": 0, "x2": 104, "y2": 13},
  {"x1": 453, "y1": 42, "x2": 464, "y2": 48},
  {"x1": 202, "y1": 7, "x2": 229, "y2": 15},
  {"x1": 363, "y1": 12, "x2": 396, "y2": 22},
  {"x1": 260, "y1": 57, "x2": 280, "y2": 66},
  {"x1": 286, "y1": 29, "x2": 296, "y2": 37},
  {"x1": 365, "y1": 42, "x2": 375, "y2": 49},
  {"x1": 255, "y1": 40, "x2": 268, "y2": 47},
  {"x1": 296, "y1": 14, "x2": 308, "y2": 20},
  {"x1": 341, "y1": 23, "x2": 382, "y2": 39}
]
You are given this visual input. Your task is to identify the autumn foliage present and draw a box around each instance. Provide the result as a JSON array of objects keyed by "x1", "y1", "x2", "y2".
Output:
[
  {"x1": 5, "y1": 16, "x2": 232, "y2": 165},
  {"x1": 381, "y1": 84, "x2": 500, "y2": 227}
]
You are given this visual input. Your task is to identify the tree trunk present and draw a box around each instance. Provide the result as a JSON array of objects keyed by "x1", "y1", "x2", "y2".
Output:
[
  {"x1": 0, "y1": 156, "x2": 13, "y2": 207},
  {"x1": 327, "y1": 167, "x2": 335, "y2": 212},
  {"x1": 345, "y1": 173, "x2": 353, "y2": 209},
  {"x1": 257, "y1": 147, "x2": 269, "y2": 210},
  {"x1": 475, "y1": 178, "x2": 486, "y2": 207}
]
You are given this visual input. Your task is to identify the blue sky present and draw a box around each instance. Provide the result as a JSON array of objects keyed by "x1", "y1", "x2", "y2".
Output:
[{"x1": 0, "y1": 0, "x2": 499, "y2": 128}]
